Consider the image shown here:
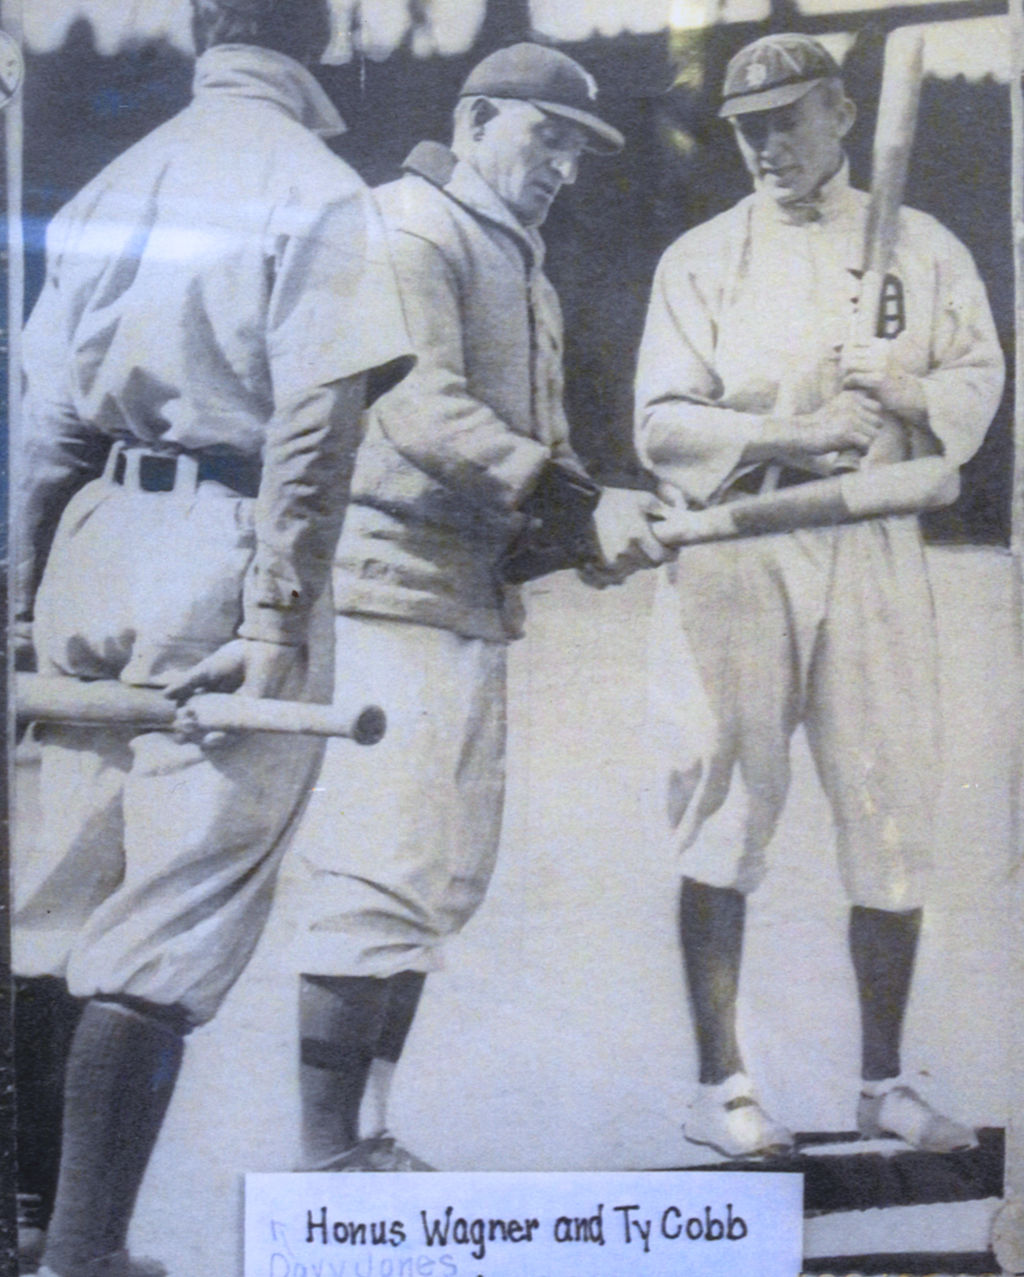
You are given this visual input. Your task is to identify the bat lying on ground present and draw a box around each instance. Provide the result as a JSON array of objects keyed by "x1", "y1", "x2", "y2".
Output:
[
  {"x1": 651, "y1": 456, "x2": 959, "y2": 549},
  {"x1": 15, "y1": 674, "x2": 386, "y2": 745}
]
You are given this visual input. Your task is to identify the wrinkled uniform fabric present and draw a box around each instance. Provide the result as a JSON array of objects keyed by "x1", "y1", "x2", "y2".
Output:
[
  {"x1": 13, "y1": 44, "x2": 410, "y2": 1023},
  {"x1": 636, "y1": 168, "x2": 1003, "y2": 909},
  {"x1": 292, "y1": 143, "x2": 586, "y2": 974}
]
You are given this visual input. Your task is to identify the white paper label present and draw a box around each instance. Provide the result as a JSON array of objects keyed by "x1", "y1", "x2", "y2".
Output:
[{"x1": 245, "y1": 1170, "x2": 803, "y2": 1277}]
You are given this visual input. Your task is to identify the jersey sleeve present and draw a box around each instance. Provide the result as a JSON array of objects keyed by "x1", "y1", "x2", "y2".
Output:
[
  {"x1": 243, "y1": 181, "x2": 413, "y2": 645},
  {"x1": 266, "y1": 182, "x2": 412, "y2": 401},
  {"x1": 918, "y1": 226, "x2": 1004, "y2": 467},
  {"x1": 369, "y1": 228, "x2": 550, "y2": 513},
  {"x1": 15, "y1": 214, "x2": 111, "y2": 620},
  {"x1": 634, "y1": 241, "x2": 768, "y2": 507}
]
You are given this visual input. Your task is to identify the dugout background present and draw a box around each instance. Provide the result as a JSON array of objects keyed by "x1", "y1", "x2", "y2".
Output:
[{"x1": 14, "y1": 7, "x2": 1015, "y2": 543}]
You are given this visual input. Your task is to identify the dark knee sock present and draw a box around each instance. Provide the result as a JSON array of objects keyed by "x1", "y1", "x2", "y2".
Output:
[
  {"x1": 14, "y1": 976, "x2": 84, "y2": 1230},
  {"x1": 376, "y1": 972, "x2": 426, "y2": 1064},
  {"x1": 299, "y1": 975, "x2": 390, "y2": 1164},
  {"x1": 679, "y1": 878, "x2": 746, "y2": 1085},
  {"x1": 42, "y1": 998, "x2": 185, "y2": 1272},
  {"x1": 849, "y1": 904, "x2": 922, "y2": 1082}
]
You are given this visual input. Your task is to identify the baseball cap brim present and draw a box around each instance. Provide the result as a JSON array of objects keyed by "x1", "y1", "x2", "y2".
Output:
[
  {"x1": 531, "y1": 98, "x2": 625, "y2": 153},
  {"x1": 718, "y1": 76, "x2": 823, "y2": 119}
]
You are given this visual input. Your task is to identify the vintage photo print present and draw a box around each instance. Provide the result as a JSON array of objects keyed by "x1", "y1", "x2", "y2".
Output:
[{"x1": 1, "y1": 0, "x2": 1021, "y2": 1274}]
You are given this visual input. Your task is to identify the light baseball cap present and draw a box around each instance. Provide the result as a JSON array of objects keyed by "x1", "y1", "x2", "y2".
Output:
[
  {"x1": 719, "y1": 33, "x2": 842, "y2": 119},
  {"x1": 459, "y1": 42, "x2": 625, "y2": 154}
]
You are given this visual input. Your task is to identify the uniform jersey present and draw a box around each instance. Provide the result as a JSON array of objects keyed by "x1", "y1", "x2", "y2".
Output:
[
  {"x1": 17, "y1": 41, "x2": 409, "y2": 645},
  {"x1": 635, "y1": 166, "x2": 1003, "y2": 908},
  {"x1": 13, "y1": 43, "x2": 411, "y2": 1024}
]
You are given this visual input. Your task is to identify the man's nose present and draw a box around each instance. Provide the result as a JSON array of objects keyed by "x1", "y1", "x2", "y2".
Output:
[{"x1": 551, "y1": 152, "x2": 579, "y2": 184}]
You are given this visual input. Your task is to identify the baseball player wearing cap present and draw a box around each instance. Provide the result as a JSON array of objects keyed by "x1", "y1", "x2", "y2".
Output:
[
  {"x1": 285, "y1": 41, "x2": 667, "y2": 1173},
  {"x1": 12, "y1": 0, "x2": 411, "y2": 1270},
  {"x1": 636, "y1": 33, "x2": 1003, "y2": 1159}
]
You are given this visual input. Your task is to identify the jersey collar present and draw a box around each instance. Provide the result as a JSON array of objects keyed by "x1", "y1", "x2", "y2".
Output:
[
  {"x1": 193, "y1": 44, "x2": 346, "y2": 139},
  {"x1": 402, "y1": 140, "x2": 545, "y2": 266}
]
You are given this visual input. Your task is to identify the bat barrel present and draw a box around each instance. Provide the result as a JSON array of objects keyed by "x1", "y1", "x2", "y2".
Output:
[{"x1": 650, "y1": 458, "x2": 959, "y2": 548}]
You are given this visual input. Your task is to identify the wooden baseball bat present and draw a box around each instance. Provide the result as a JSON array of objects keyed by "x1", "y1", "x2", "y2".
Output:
[
  {"x1": 15, "y1": 675, "x2": 386, "y2": 746},
  {"x1": 653, "y1": 456, "x2": 959, "y2": 548},
  {"x1": 858, "y1": 26, "x2": 925, "y2": 336},
  {"x1": 832, "y1": 28, "x2": 926, "y2": 471}
]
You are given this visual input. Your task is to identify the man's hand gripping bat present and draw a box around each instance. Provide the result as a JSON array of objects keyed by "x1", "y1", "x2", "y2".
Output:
[{"x1": 653, "y1": 29, "x2": 952, "y2": 552}]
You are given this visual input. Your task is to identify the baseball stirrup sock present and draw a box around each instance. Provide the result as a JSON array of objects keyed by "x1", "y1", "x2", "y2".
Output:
[
  {"x1": 376, "y1": 971, "x2": 426, "y2": 1063},
  {"x1": 849, "y1": 904, "x2": 922, "y2": 1082},
  {"x1": 679, "y1": 878, "x2": 746, "y2": 1085},
  {"x1": 14, "y1": 976, "x2": 84, "y2": 1231},
  {"x1": 299, "y1": 974, "x2": 390, "y2": 1163},
  {"x1": 42, "y1": 998, "x2": 184, "y2": 1272}
]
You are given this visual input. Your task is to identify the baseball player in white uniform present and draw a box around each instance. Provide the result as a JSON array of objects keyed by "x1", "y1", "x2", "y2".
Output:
[
  {"x1": 285, "y1": 43, "x2": 667, "y2": 1173},
  {"x1": 635, "y1": 33, "x2": 1004, "y2": 1159},
  {"x1": 12, "y1": 0, "x2": 410, "y2": 1271}
]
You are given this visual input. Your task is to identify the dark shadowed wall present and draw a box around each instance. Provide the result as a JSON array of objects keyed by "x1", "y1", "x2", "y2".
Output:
[{"x1": 17, "y1": 13, "x2": 1014, "y2": 543}]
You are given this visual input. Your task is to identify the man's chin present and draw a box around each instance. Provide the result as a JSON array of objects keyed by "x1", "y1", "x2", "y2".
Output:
[
  {"x1": 758, "y1": 174, "x2": 801, "y2": 201},
  {"x1": 512, "y1": 191, "x2": 557, "y2": 228}
]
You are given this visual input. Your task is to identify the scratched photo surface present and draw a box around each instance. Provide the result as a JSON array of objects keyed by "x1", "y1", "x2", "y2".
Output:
[{"x1": 1, "y1": 1, "x2": 1020, "y2": 1275}]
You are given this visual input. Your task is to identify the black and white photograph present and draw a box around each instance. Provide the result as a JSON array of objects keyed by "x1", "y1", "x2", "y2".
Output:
[{"x1": 1, "y1": 0, "x2": 1022, "y2": 1274}]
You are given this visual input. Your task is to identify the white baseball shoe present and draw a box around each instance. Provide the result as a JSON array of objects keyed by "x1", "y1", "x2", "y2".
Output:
[
  {"x1": 684, "y1": 1072, "x2": 794, "y2": 1158},
  {"x1": 857, "y1": 1082, "x2": 978, "y2": 1153}
]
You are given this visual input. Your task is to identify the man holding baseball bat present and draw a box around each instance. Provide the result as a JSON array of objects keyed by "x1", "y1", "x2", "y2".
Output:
[
  {"x1": 635, "y1": 32, "x2": 1003, "y2": 1159},
  {"x1": 11, "y1": 0, "x2": 411, "y2": 1271}
]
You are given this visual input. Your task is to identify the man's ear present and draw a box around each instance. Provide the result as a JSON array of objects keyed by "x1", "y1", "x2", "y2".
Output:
[
  {"x1": 835, "y1": 94, "x2": 856, "y2": 141},
  {"x1": 469, "y1": 96, "x2": 500, "y2": 134}
]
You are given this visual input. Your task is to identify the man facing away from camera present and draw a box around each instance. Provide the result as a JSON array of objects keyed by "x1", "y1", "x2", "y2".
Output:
[
  {"x1": 635, "y1": 33, "x2": 1003, "y2": 1159},
  {"x1": 12, "y1": 0, "x2": 411, "y2": 1271},
  {"x1": 286, "y1": 41, "x2": 668, "y2": 1173}
]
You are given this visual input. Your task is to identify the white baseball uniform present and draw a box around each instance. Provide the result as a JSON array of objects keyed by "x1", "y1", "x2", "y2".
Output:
[
  {"x1": 636, "y1": 166, "x2": 1003, "y2": 909},
  {"x1": 12, "y1": 43, "x2": 410, "y2": 1025}
]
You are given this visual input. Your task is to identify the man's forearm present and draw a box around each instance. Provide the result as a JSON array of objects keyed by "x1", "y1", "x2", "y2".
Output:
[{"x1": 240, "y1": 376, "x2": 366, "y2": 646}]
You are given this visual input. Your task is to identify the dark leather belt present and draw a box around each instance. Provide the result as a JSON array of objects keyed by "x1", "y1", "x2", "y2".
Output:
[
  {"x1": 729, "y1": 464, "x2": 818, "y2": 497},
  {"x1": 195, "y1": 451, "x2": 261, "y2": 497},
  {"x1": 107, "y1": 443, "x2": 261, "y2": 498}
]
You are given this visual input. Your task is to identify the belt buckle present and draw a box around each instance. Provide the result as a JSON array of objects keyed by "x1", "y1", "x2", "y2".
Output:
[{"x1": 105, "y1": 442, "x2": 198, "y2": 499}]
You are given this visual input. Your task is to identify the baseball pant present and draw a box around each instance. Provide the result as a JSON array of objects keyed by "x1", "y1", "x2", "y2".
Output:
[
  {"x1": 648, "y1": 517, "x2": 940, "y2": 910},
  {"x1": 289, "y1": 614, "x2": 507, "y2": 978},
  {"x1": 12, "y1": 466, "x2": 330, "y2": 1026}
]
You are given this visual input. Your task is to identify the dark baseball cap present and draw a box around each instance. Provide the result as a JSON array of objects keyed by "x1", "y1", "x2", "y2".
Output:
[
  {"x1": 459, "y1": 42, "x2": 625, "y2": 154},
  {"x1": 719, "y1": 33, "x2": 842, "y2": 119}
]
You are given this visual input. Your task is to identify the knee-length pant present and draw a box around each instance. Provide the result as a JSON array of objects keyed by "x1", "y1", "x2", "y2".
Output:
[
  {"x1": 13, "y1": 475, "x2": 328, "y2": 1026},
  {"x1": 647, "y1": 518, "x2": 940, "y2": 910},
  {"x1": 289, "y1": 614, "x2": 507, "y2": 978}
]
